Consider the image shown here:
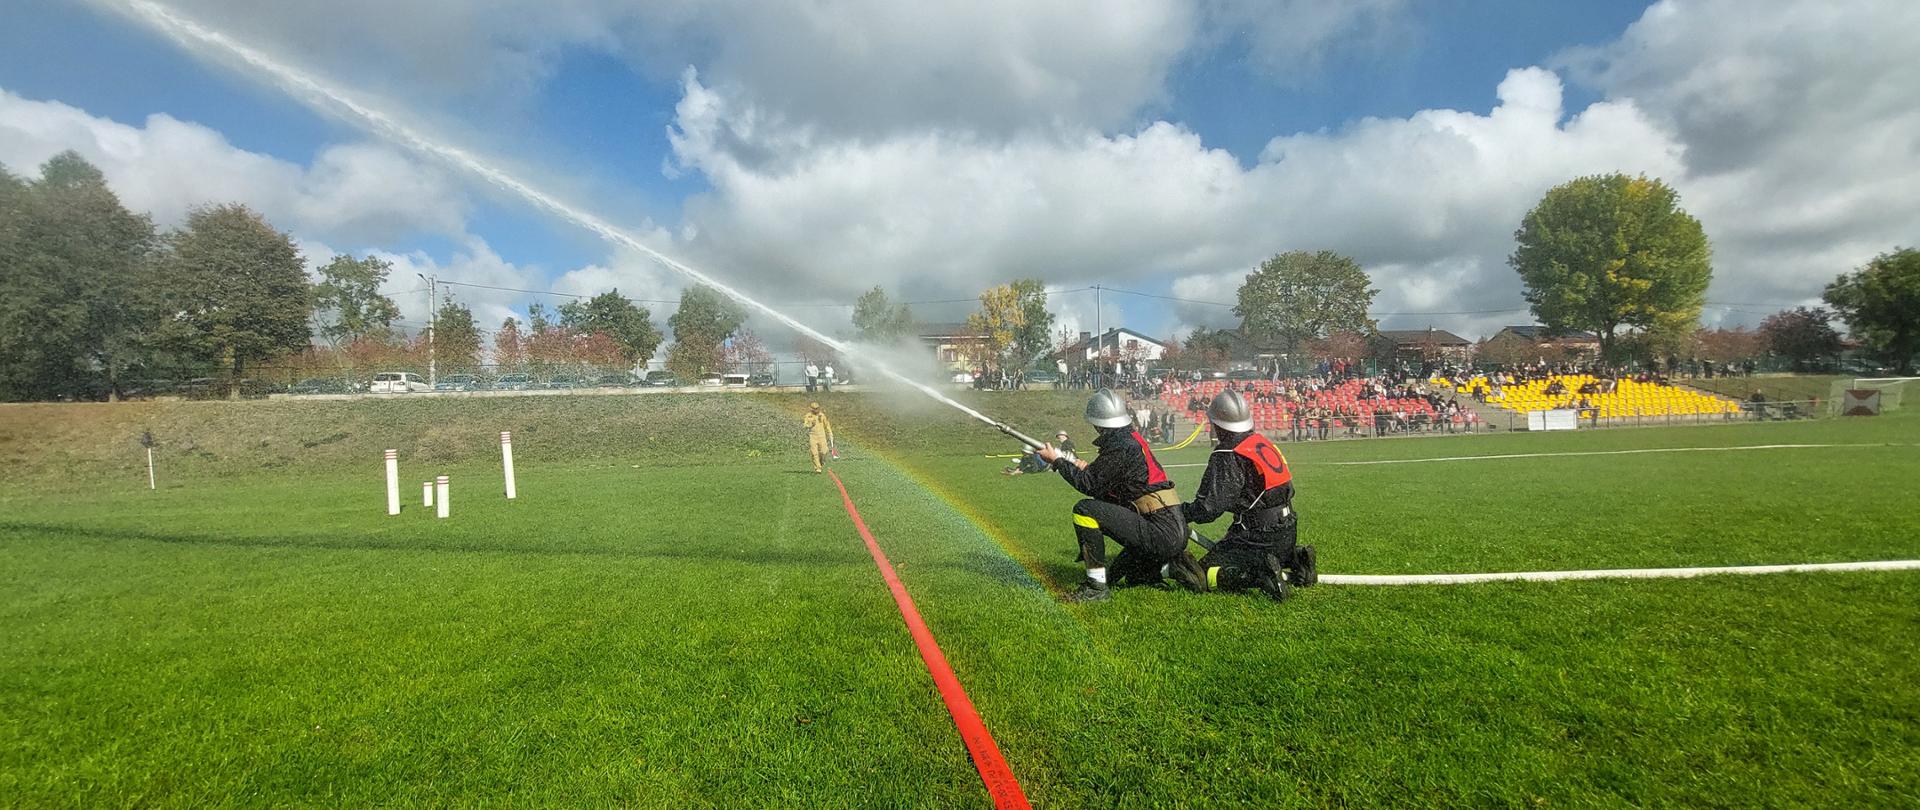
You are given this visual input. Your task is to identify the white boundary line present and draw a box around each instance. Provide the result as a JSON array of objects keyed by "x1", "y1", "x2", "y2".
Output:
[
  {"x1": 1162, "y1": 442, "x2": 1901, "y2": 469},
  {"x1": 1323, "y1": 559, "x2": 1920, "y2": 585}
]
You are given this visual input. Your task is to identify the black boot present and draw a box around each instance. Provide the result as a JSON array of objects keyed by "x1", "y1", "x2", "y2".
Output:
[
  {"x1": 1065, "y1": 580, "x2": 1111, "y2": 603},
  {"x1": 1258, "y1": 554, "x2": 1293, "y2": 602},
  {"x1": 1166, "y1": 550, "x2": 1209, "y2": 593},
  {"x1": 1289, "y1": 544, "x2": 1318, "y2": 588}
]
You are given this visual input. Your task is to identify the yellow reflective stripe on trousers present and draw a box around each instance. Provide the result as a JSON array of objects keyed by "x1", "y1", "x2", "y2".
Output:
[
  {"x1": 1207, "y1": 567, "x2": 1221, "y2": 589},
  {"x1": 1072, "y1": 513, "x2": 1100, "y2": 529}
]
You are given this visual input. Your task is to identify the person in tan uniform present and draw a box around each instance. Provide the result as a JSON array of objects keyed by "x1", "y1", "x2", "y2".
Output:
[{"x1": 803, "y1": 402, "x2": 835, "y2": 473}]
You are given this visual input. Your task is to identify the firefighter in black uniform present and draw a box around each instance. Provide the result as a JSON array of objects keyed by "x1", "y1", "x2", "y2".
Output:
[
  {"x1": 1184, "y1": 389, "x2": 1319, "y2": 601},
  {"x1": 1037, "y1": 389, "x2": 1207, "y2": 602}
]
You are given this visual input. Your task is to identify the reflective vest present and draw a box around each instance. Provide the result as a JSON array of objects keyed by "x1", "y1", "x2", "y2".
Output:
[
  {"x1": 1231, "y1": 432, "x2": 1292, "y2": 491},
  {"x1": 1128, "y1": 431, "x2": 1169, "y2": 486}
]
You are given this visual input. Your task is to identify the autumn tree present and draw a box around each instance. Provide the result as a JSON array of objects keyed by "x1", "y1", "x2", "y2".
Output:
[
  {"x1": 494, "y1": 317, "x2": 526, "y2": 373},
  {"x1": 434, "y1": 299, "x2": 482, "y2": 374},
  {"x1": 1759, "y1": 307, "x2": 1843, "y2": 370}
]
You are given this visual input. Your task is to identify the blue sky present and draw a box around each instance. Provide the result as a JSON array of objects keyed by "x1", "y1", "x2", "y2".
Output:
[{"x1": 2, "y1": 1, "x2": 1914, "y2": 346}]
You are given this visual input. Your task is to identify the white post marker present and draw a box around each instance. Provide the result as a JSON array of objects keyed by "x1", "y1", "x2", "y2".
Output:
[
  {"x1": 501, "y1": 431, "x2": 517, "y2": 500},
  {"x1": 383, "y1": 449, "x2": 400, "y2": 516},
  {"x1": 423, "y1": 480, "x2": 434, "y2": 507},
  {"x1": 146, "y1": 447, "x2": 156, "y2": 491},
  {"x1": 435, "y1": 475, "x2": 450, "y2": 519}
]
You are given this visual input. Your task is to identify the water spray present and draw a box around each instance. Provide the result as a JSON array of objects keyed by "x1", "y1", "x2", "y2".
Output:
[{"x1": 117, "y1": 0, "x2": 1050, "y2": 448}]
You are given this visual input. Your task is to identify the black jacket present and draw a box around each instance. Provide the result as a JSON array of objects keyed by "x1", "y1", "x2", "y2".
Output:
[
  {"x1": 1052, "y1": 428, "x2": 1173, "y2": 505},
  {"x1": 1186, "y1": 429, "x2": 1293, "y2": 526}
]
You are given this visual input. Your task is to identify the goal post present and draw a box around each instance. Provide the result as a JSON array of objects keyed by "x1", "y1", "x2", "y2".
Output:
[{"x1": 1831, "y1": 377, "x2": 1918, "y2": 415}]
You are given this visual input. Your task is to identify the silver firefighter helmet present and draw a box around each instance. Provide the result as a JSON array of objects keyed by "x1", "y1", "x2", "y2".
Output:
[
  {"x1": 1084, "y1": 388, "x2": 1133, "y2": 429},
  {"x1": 1208, "y1": 389, "x2": 1253, "y2": 432}
]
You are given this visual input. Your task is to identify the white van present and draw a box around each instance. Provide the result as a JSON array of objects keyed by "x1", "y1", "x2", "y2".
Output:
[{"x1": 369, "y1": 372, "x2": 430, "y2": 393}]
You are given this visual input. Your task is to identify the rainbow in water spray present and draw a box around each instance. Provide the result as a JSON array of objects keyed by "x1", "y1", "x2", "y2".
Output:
[{"x1": 115, "y1": 0, "x2": 1041, "y2": 446}]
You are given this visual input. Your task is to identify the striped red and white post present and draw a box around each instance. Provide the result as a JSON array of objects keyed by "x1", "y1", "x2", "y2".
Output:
[
  {"x1": 383, "y1": 449, "x2": 400, "y2": 516},
  {"x1": 501, "y1": 431, "x2": 517, "y2": 500},
  {"x1": 435, "y1": 475, "x2": 450, "y2": 519}
]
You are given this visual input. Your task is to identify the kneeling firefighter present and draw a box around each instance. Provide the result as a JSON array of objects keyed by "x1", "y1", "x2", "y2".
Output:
[
  {"x1": 1036, "y1": 389, "x2": 1207, "y2": 602},
  {"x1": 1185, "y1": 390, "x2": 1318, "y2": 600}
]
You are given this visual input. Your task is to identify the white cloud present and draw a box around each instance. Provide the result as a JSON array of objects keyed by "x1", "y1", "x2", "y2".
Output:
[
  {"x1": 0, "y1": 88, "x2": 466, "y2": 244},
  {"x1": 671, "y1": 67, "x2": 1683, "y2": 337}
]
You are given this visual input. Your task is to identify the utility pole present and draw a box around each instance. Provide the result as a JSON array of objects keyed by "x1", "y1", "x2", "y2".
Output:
[
  {"x1": 1094, "y1": 284, "x2": 1103, "y2": 379},
  {"x1": 418, "y1": 273, "x2": 437, "y2": 388}
]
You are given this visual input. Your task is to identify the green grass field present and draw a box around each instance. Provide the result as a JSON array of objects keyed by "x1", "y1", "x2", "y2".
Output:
[{"x1": 3, "y1": 389, "x2": 1918, "y2": 807}]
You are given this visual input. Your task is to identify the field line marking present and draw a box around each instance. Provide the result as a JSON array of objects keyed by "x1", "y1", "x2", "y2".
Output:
[
  {"x1": 826, "y1": 471, "x2": 1032, "y2": 810},
  {"x1": 1162, "y1": 442, "x2": 1897, "y2": 469},
  {"x1": 1323, "y1": 559, "x2": 1920, "y2": 585}
]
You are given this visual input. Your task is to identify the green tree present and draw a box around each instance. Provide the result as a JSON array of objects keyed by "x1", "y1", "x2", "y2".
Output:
[
  {"x1": 558, "y1": 290, "x2": 662, "y2": 365},
  {"x1": 1758, "y1": 307, "x2": 1843, "y2": 371},
  {"x1": 1824, "y1": 248, "x2": 1920, "y2": 373},
  {"x1": 311, "y1": 255, "x2": 401, "y2": 348},
  {"x1": 666, "y1": 285, "x2": 746, "y2": 380},
  {"x1": 155, "y1": 204, "x2": 311, "y2": 398},
  {"x1": 0, "y1": 152, "x2": 158, "y2": 401},
  {"x1": 964, "y1": 283, "x2": 1024, "y2": 372},
  {"x1": 1010, "y1": 279, "x2": 1055, "y2": 367},
  {"x1": 851, "y1": 286, "x2": 916, "y2": 343},
  {"x1": 1510, "y1": 174, "x2": 1712, "y2": 360},
  {"x1": 434, "y1": 299, "x2": 482, "y2": 374},
  {"x1": 1184, "y1": 328, "x2": 1232, "y2": 369},
  {"x1": 1234, "y1": 251, "x2": 1378, "y2": 353}
]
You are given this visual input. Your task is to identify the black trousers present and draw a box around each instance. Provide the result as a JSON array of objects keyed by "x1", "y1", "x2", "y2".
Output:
[
  {"x1": 1198, "y1": 515, "x2": 1298, "y2": 592},
  {"x1": 1071, "y1": 499, "x2": 1187, "y2": 575}
]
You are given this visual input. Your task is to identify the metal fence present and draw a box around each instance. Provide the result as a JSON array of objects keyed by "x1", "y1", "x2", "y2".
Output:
[{"x1": 1482, "y1": 399, "x2": 1827, "y2": 432}]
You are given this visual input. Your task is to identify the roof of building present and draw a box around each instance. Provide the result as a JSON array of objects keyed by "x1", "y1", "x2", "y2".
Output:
[
  {"x1": 1377, "y1": 328, "x2": 1471, "y2": 346},
  {"x1": 1055, "y1": 327, "x2": 1169, "y2": 355}
]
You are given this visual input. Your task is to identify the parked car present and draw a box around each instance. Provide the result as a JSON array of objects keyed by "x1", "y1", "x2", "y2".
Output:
[
  {"x1": 699, "y1": 374, "x2": 725, "y2": 386},
  {"x1": 595, "y1": 374, "x2": 635, "y2": 388},
  {"x1": 1023, "y1": 369, "x2": 1061, "y2": 386},
  {"x1": 747, "y1": 372, "x2": 777, "y2": 387},
  {"x1": 433, "y1": 374, "x2": 479, "y2": 392},
  {"x1": 641, "y1": 371, "x2": 680, "y2": 387},
  {"x1": 370, "y1": 372, "x2": 430, "y2": 393},
  {"x1": 291, "y1": 377, "x2": 354, "y2": 395},
  {"x1": 1227, "y1": 368, "x2": 1265, "y2": 381},
  {"x1": 722, "y1": 373, "x2": 749, "y2": 387},
  {"x1": 950, "y1": 371, "x2": 975, "y2": 385},
  {"x1": 546, "y1": 374, "x2": 583, "y2": 390},
  {"x1": 496, "y1": 373, "x2": 532, "y2": 391}
]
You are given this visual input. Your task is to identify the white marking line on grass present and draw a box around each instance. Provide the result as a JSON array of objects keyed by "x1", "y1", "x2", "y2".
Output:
[
  {"x1": 1162, "y1": 442, "x2": 1900, "y2": 469},
  {"x1": 1323, "y1": 559, "x2": 1920, "y2": 586}
]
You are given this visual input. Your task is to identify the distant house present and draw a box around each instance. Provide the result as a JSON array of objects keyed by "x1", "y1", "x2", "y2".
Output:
[
  {"x1": 1375, "y1": 328, "x2": 1473, "y2": 362},
  {"x1": 1054, "y1": 328, "x2": 1170, "y2": 371},
  {"x1": 1492, "y1": 325, "x2": 1602, "y2": 358},
  {"x1": 916, "y1": 322, "x2": 991, "y2": 370}
]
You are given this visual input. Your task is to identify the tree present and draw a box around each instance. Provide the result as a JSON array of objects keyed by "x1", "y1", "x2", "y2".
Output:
[
  {"x1": 1475, "y1": 332, "x2": 1541, "y2": 367},
  {"x1": 1184, "y1": 329, "x2": 1232, "y2": 369},
  {"x1": 1824, "y1": 248, "x2": 1920, "y2": 373},
  {"x1": 1306, "y1": 330, "x2": 1369, "y2": 363},
  {"x1": 0, "y1": 152, "x2": 157, "y2": 401},
  {"x1": 153, "y1": 204, "x2": 309, "y2": 398},
  {"x1": 1759, "y1": 307, "x2": 1843, "y2": 370},
  {"x1": 851, "y1": 286, "x2": 916, "y2": 343},
  {"x1": 558, "y1": 290, "x2": 662, "y2": 366},
  {"x1": 666, "y1": 284, "x2": 746, "y2": 380},
  {"x1": 724, "y1": 329, "x2": 773, "y2": 372},
  {"x1": 1511, "y1": 174, "x2": 1712, "y2": 360},
  {"x1": 527, "y1": 302, "x2": 553, "y2": 333},
  {"x1": 794, "y1": 334, "x2": 837, "y2": 367},
  {"x1": 964, "y1": 283, "x2": 1025, "y2": 373},
  {"x1": 1234, "y1": 251, "x2": 1378, "y2": 353},
  {"x1": 1009, "y1": 279, "x2": 1055, "y2": 367},
  {"x1": 311, "y1": 255, "x2": 400, "y2": 349},
  {"x1": 434, "y1": 300, "x2": 482, "y2": 374},
  {"x1": 494, "y1": 317, "x2": 525, "y2": 373},
  {"x1": 1694, "y1": 327, "x2": 1766, "y2": 365}
]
